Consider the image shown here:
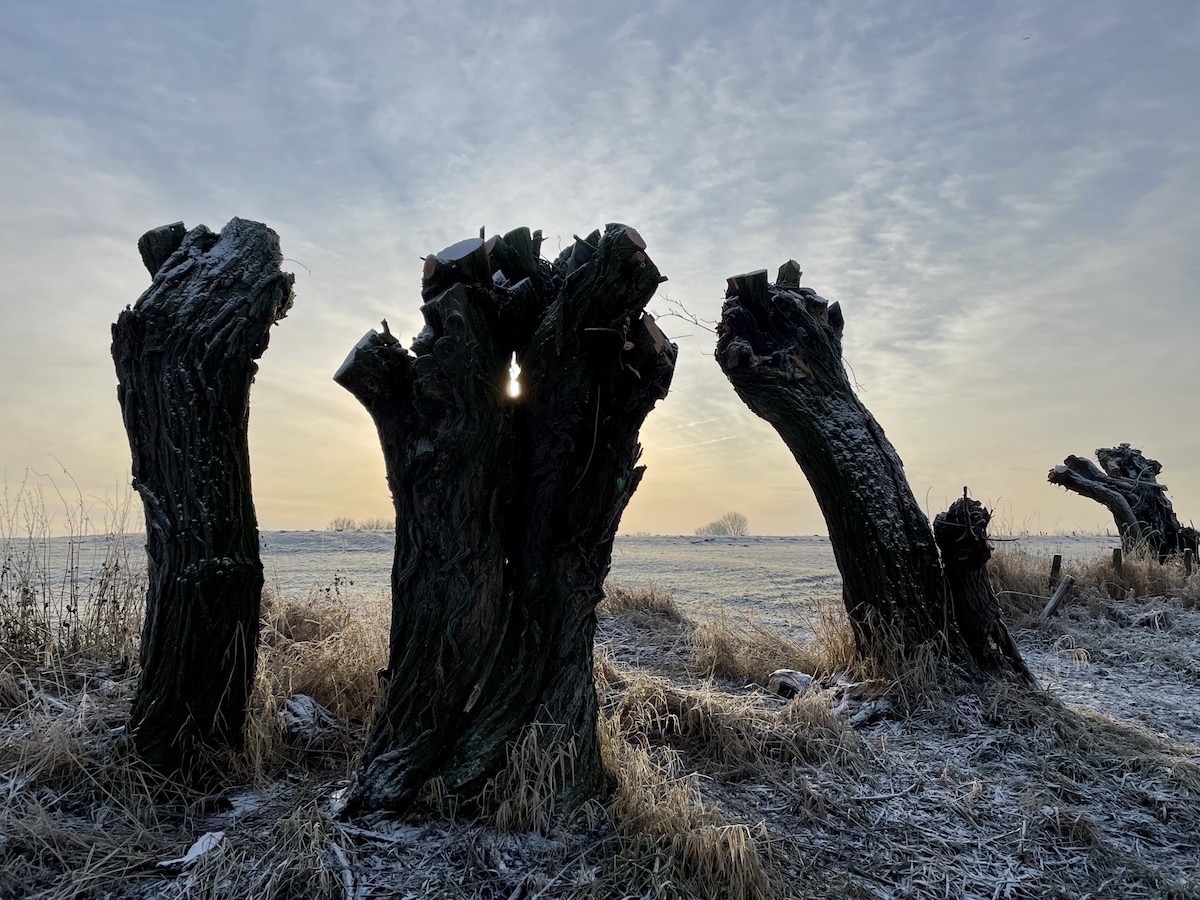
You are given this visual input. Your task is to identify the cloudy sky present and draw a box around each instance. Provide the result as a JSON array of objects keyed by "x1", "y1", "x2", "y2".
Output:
[{"x1": 2, "y1": 1, "x2": 1197, "y2": 536}]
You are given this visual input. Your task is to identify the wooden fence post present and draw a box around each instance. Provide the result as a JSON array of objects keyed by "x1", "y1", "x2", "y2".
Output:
[{"x1": 1047, "y1": 554, "x2": 1063, "y2": 591}]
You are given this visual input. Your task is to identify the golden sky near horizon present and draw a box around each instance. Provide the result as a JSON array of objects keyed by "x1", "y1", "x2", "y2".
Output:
[{"x1": 2, "y1": 2, "x2": 1198, "y2": 537}]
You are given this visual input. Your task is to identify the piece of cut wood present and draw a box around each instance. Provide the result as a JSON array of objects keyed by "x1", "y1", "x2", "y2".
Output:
[{"x1": 1040, "y1": 575, "x2": 1076, "y2": 622}]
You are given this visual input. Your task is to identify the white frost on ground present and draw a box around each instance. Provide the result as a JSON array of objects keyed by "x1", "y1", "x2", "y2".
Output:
[{"x1": 157, "y1": 831, "x2": 224, "y2": 870}]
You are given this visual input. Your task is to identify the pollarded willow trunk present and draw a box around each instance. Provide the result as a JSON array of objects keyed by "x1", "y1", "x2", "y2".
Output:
[
  {"x1": 933, "y1": 496, "x2": 1036, "y2": 687},
  {"x1": 1048, "y1": 444, "x2": 1198, "y2": 562},
  {"x1": 336, "y1": 224, "x2": 675, "y2": 816},
  {"x1": 715, "y1": 264, "x2": 952, "y2": 661},
  {"x1": 112, "y1": 218, "x2": 293, "y2": 776}
]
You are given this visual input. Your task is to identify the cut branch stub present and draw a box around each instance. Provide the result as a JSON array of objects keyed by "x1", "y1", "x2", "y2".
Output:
[
  {"x1": 715, "y1": 263, "x2": 951, "y2": 661},
  {"x1": 338, "y1": 224, "x2": 675, "y2": 817},
  {"x1": 1048, "y1": 444, "x2": 1197, "y2": 561},
  {"x1": 137, "y1": 221, "x2": 187, "y2": 276},
  {"x1": 112, "y1": 218, "x2": 293, "y2": 776}
]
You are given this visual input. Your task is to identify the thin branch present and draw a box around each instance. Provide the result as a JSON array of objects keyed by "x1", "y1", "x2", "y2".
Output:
[{"x1": 653, "y1": 294, "x2": 717, "y2": 335}]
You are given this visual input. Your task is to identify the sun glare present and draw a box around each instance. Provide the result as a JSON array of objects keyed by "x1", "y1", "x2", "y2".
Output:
[{"x1": 507, "y1": 354, "x2": 522, "y2": 398}]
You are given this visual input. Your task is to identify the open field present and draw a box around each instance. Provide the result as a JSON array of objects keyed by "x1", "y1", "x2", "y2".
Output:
[{"x1": 3, "y1": 504, "x2": 1199, "y2": 898}]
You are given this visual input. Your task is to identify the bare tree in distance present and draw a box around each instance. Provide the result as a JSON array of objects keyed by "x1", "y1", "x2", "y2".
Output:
[
  {"x1": 695, "y1": 511, "x2": 750, "y2": 537},
  {"x1": 326, "y1": 516, "x2": 393, "y2": 532}
]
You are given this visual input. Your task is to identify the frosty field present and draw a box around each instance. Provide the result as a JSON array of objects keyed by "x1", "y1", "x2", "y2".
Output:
[
  {"x1": 8, "y1": 525, "x2": 1200, "y2": 898},
  {"x1": 258, "y1": 531, "x2": 1119, "y2": 633}
]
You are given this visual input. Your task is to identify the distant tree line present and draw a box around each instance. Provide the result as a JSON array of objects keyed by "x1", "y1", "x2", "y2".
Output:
[
  {"x1": 695, "y1": 511, "x2": 750, "y2": 537},
  {"x1": 327, "y1": 516, "x2": 393, "y2": 533}
]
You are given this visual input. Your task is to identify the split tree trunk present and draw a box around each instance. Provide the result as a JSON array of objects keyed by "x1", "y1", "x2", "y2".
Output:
[
  {"x1": 112, "y1": 218, "x2": 293, "y2": 776},
  {"x1": 336, "y1": 224, "x2": 675, "y2": 816},
  {"x1": 1048, "y1": 444, "x2": 1198, "y2": 562},
  {"x1": 933, "y1": 496, "x2": 1037, "y2": 687},
  {"x1": 715, "y1": 263, "x2": 1030, "y2": 683}
]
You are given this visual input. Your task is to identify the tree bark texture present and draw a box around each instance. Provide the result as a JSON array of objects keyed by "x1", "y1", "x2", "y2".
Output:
[
  {"x1": 112, "y1": 218, "x2": 293, "y2": 776},
  {"x1": 933, "y1": 497, "x2": 1036, "y2": 687},
  {"x1": 715, "y1": 263, "x2": 951, "y2": 661},
  {"x1": 1048, "y1": 444, "x2": 1198, "y2": 562},
  {"x1": 336, "y1": 224, "x2": 675, "y2": 816}
]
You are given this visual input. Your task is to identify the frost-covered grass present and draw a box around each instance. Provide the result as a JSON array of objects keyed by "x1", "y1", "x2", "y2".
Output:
[
  {"x1": 4, "y1": 508, "x2": 1200, "y2": 898},
  {"x1": 689, "y1": 604, "x2": 855, "y2": 685},
  {"x1": 0, "y1": 481, "x2": 141, "y2": 665},
  {"x1": 990, "y1": 541, "x2": 1199, "y2": 621}
]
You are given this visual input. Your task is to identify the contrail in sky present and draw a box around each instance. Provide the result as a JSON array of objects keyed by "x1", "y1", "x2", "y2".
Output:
[{"x1": 657, "y1": 436, "x2": 741, "y2": 452}]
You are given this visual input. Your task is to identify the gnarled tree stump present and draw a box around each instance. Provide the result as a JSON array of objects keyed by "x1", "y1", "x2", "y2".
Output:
[
  {"x1": 715, "y1": 263, "x2": 948, "y2": 660},
  {"x1": 112, "y1": 218, "x2": 293, "y2": 776},
  {"x1": 933, "y1": 496, "x2": 1036, "y2": 687},
  {"x1": 715, "y1": 262, "x2": 1031, "y2": 683},
  {"x1": 336, "y1": 224, "x2": 675, "y2": 816},
  {"x1": 1048, "y1": 444, "x2": 1198, "y2": 562}
]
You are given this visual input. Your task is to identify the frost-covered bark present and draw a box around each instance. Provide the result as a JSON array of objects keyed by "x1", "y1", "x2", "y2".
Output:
[
  {"x1": 1048, "y1": 445, "x2": 1198, "y2": 562},
  {"x1": 337, "y1": 225, "x2": 675, "y2": 816},
  {"x1": 112, "y1": 218, "x2": 293, "y2": 776}
]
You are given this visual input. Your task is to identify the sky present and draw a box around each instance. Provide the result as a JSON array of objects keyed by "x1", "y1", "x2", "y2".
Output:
[{"x1": 1, "y1": 1, "x2": 1198, "y2": 537}]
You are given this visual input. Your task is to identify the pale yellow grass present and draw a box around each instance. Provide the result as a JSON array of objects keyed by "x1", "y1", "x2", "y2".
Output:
[
  {"x1": 600, "y1": 714, "x2": 772, "y2": 900},
  {"x1": 689, "y1": 600, "x2": 854, "y2": 685}
]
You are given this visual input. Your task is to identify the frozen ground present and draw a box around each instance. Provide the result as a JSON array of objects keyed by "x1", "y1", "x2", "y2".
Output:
[
  {"x1": 8, "y1": 531, "x2": 1197, "y2": 899},
  {"x1": 259, "y1": 531, "x2": 1119, "y2": 635}
]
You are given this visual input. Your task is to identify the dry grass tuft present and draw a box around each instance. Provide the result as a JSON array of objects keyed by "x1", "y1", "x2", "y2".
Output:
[
  {"x1": 0, "y1": 585, "x2": 381, "y2": 898},
  {"x1": 167, "y1": 800, "x2": 342, "y2": 900},
  {"x1": 0, "y1": 482, "x2": 142, "y2": 667},
  {"x1": 258, "y1": 591, "x2": 387, "y2": 721},
  {"x1": 600, "y1": 583, "x2": 688, "y2": 622},
  {"x1": 241, "y1": 591, "x2": 388, "y2": 779},
  {"x1": 0, "y1": 664, "x2": 183, "y2": 900},
  {"x1": 611, "y1": 669, "x2": 860, "y2": 775},
  {"x1": 600, "y1": 715, "x2": 772, "y2": 900},
  {"x1": 690, "y1": 600, "x2": 854, "y2": 685},
  {"x1": 990, "y1": 543, "x2": 1198, "y2": 621},
  {"x1": 484, "y1": 723, "x2": 580, "y2": 835}
]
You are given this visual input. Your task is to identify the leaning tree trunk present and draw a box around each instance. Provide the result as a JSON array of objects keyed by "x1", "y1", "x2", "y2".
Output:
[
  {"x1": 336, "y1": 224, "x2": 675, "y2": 816},
  {"x1": 112, "y1": 218, "x2": 293, "y2": 776},
  {"x1": 715, "y1": 263, "x2": 953, "y2": 662},
  {"x1": 1048, "y1": 444, "x2": 1198, "y2": 562},
  {"x1": 715, "y1": 263, "x2": 1031, "y2": 685},
  {"x1": 933, "y1": 496, "x2": 1036, "y2": 687}
]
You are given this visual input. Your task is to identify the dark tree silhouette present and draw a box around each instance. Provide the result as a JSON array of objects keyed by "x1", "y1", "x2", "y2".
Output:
[
  {"x1": 336, "y1": 224, "x2": 675, "y2": 815},
  {"x1": 715, "y1": 262, "x2": 1029, "y2": 683},
  {"x1": 112, "y1": 218, "x2": 293, "y2": 775},
  {"x1": 1049, "y1": 445, "x2": 1198, "y2": 562}
]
